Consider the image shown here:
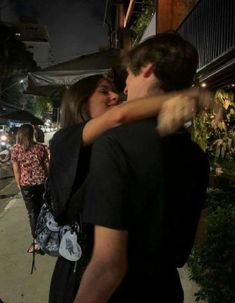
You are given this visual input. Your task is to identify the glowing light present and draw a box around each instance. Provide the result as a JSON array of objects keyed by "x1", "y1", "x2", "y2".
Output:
[
  {"x1": 124, "y1": 0, "x2": 135, "y2": 28},
  {"x1": 0, "y1": 135, "x2": 7, "y2": 141}
]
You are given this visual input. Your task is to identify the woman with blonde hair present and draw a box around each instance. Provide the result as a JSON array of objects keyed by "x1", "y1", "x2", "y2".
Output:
[{"x1": 11, "y1": 124, "x2": 49, "y2": 253}]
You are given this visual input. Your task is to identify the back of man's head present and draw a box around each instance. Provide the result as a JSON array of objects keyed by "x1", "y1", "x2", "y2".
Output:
[{"x1": 126, "y1": 32, "x2": 198, "y2": 92}]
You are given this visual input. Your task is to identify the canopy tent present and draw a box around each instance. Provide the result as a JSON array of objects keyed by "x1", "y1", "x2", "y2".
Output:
[
  {"x1": 0, "y1": 99, "x2": 22, "y2": 112},
  {"x1": 24, "y1": 48, "x2": 126, "y2": 97},
  {"x1": 0, "y1": 110, "x2": 43, "y2": 125},
  {"x1": 0, "y1": 101, "x2": 25, "y2": 124},
  {"x1": 25, "y1": 69, "x2": 112, "y2": 97}
]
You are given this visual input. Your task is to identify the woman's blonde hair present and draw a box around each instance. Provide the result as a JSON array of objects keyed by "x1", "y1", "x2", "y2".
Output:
[{"x1": 16, "y1": 124, "x2": 34, "y2": 150}]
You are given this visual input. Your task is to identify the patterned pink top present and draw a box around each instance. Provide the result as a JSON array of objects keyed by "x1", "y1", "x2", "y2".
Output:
[{"x1": 11, "y1": 143, "x2": 49, "y2": 186}]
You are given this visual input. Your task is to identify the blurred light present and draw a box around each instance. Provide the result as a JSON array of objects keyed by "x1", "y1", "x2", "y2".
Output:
[
  {"x1": 124, "y1": 0, "x2": 135, "y2": 28},
  {"x1": 184, "y1": 121, "x2": 192, "y2": 128},
  {"x1": 201, "y1": 82, "x2": 207, "y2": 88},
  {"x1": 0, "y1": 135, "x2": 7, "y2": 141},
  {"x1": 15, "y1": 33, "x2": 21, "y2": 37}
]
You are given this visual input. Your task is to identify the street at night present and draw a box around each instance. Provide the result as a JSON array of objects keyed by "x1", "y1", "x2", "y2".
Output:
[
  {"x1": 0, "y1": 162, "x2": 17, "y2": 213},
  {"x1": 0, "y1": 0, "x2": 234, "y2": 303}
]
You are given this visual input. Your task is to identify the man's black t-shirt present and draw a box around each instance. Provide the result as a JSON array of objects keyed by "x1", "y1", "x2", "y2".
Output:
[{"x1": 82, "y1": 118, "x2": 209, "y2": 302}]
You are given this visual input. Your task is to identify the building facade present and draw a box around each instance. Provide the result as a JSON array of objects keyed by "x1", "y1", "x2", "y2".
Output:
[
  {"x1": 16, "y1": 16, "x2": 53, "y2": 69},
  {"x1": 105, "y1": 0, "x2": 234, "y2": 90}
]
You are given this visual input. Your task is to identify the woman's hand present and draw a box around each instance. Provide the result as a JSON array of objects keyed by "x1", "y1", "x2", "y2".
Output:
[{"x1": 157, "y1": 88, "x2": 213, "y2": 136}]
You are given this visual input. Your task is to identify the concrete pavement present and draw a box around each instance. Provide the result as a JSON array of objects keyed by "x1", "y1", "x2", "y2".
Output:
[
  {"x1": 0, "y1": 192, "x2": 201, "y2": 303},
  {"x1": 0, "y1": 131, "x2": 57, "y2": 303},
  {"x1": 178, "y1": 266, "x2": 201, "y2": 303},
  {"x1": 0, "y1": 192, "x2": 56, "y2": 303}
]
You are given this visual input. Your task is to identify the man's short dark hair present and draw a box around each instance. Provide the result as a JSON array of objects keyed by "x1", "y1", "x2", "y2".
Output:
[{"x1": 125, "y1": 32, "x2": 199, "y2": 91}]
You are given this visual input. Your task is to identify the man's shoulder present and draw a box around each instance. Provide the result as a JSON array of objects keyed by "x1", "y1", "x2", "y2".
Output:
[
  {"x1": 162, "y1": 131, "x2": 210, "y2": 175},
  {"x1": 93, "y1": 119, "x2": 162, "y2": 163},
  {"x1": 97, "y1": 118, "x2": 158, "y2": 142}
]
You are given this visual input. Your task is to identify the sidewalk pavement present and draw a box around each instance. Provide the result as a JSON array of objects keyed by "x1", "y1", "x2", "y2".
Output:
[
  {"x1": 0, "y1": 194, "x2": 56, "y2": 303},
  {"x1": 0, "y1": 190, "x2": 200, "y2": 303},
  {"x1": 0, "y1": 130, "x2": 56, "y2": 303},
  {"x1": 178, "y1": 266, "x2": 201, "y2": 303}
]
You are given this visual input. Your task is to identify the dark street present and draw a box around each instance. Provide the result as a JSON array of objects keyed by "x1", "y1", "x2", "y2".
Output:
[{"x1": 0, "y1": 162, "x2": 18, "y2": 213}]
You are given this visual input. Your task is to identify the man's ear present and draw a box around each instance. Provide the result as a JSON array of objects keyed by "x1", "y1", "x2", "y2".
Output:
[{"x1": 141, "y1": 63, "x2": 155, "y2": 78}]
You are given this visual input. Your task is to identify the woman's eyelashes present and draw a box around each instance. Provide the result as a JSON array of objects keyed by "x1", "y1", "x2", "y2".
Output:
[{"x1": 99, "y1": 89, "x2": 109, "y2": 95}]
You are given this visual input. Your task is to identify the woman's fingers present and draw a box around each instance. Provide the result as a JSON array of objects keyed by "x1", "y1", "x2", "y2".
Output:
[
  {"x1": 157, "y1": 95, "x2": 196, "y2": 136},
  {"x1": 156, "y1": 88, "x2": 214, "y2": 137}
]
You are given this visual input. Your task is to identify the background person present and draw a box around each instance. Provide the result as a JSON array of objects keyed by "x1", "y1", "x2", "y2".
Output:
[
  {"x1": 11, "y1": 124, "x2": 49, "y2": 253},
  {"x1": 33, "y1": 125, "x2": 45, "y2": 143}
]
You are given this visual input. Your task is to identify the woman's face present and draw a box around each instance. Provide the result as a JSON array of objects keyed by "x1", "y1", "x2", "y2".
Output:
[{"x1": 87, "y1": 79, "x2": 119, "y2": 118}]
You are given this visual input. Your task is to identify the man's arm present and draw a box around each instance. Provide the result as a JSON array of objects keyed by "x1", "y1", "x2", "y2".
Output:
[
  {"x1": 74, "y1": 226, "x2": 128, "y2": 303},
  {"x1": 74, "y1": 131, "x2": 130, "y2": 302}
]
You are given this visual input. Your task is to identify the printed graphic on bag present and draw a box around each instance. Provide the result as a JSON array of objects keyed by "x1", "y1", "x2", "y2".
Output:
[{"x1": 35, "y1": 203, "x2": 81, "y2": 261}]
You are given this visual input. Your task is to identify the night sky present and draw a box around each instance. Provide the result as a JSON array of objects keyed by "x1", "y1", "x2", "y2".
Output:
[{"x1": 1, "y1": 0, "x2": 108, "y2": 64}]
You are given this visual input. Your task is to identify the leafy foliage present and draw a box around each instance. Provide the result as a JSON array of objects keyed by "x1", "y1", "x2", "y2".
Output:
[
  {"x1": 192, "y1": 89, "x2": 235, "y2": 178},
  {"x1": 188, "y1": 189, "x2": 235, "y2": 303},
  {"x1": 32, "y1": 96, "x2": 53, "y2": 119},
  {"x1": 130, "y1": 0, "x2": 155, "y2": 37}
]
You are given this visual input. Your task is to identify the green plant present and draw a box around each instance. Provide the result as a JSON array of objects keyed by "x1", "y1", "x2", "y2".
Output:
[
  {"x1": 130, "y1": 0, "x2": 155, "y2": 36},
  {"x1": 33, "y1": 96, "x2": 53, "y2": 119},
  {"x1": 188, "y1": 189, "x2": 235, "y2": 303},
  {"x1": 192, "y1": 89, "x2": 235, "y2": 177}
]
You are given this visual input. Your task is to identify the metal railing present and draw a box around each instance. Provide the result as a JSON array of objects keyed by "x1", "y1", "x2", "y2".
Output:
[{"x1": 177, "y1": 0, "x2": 235, "y2": 71}]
